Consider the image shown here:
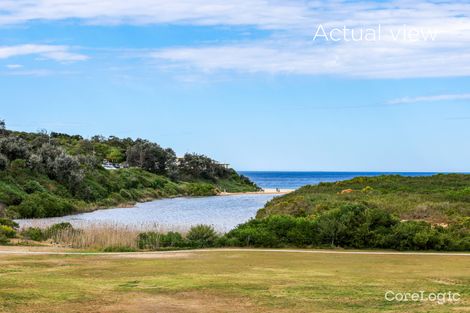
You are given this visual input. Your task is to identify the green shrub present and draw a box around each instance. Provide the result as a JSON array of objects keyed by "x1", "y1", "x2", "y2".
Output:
[
  {"x1": 9, "y1": 159, "x2": 27, "y2": 172},
  {"x1": 0, "y1": 234, "x2": 9, "y2": 245},
  {"x1": 103, "y1": 246, "x2": 137, "y2": 252},
  {"x1": 227, "y1": 226, "x2": 279, "y2": 247},
  {"x1": 183, "y1": 183, "x2": 217, "y2": 196},
  {"x1": 119, "y1": 189, "x2": 134, "y2": 200},
  {"x1": 0, "y1": 218, "x2": 19, "y2": 229},
  {"x1": 227, "y1": 216, "x2": 318, "y2": 247},
  {"x1": 151, "y1": 177, "x2": 167, "y2": 189},
  {"x1": 21, "y1": 227, "x2": 45, "y2": 241},
  {"x1": 0, "y1": 225, "x2": 16, "y2": 238},
  {"x1": 161, "y1": 231, "x2": 185, "y2": 247},
  {"x1": 23, "y1": 180, "x2": 46, "y2": 194},
  {"x1": 447, "y1": 187, "x2": 470, "y2": 202},
  {"x1": 390, "y1": 221, "x2": 443, "y2": 250},
  {"x1": 12, "y1": 192, "x2": 74, "y2": 218},
  {"x1": 315, "y1": 204, "x2": 399, "y2": 248},
  {"x1": 137, "y1": 231, "x2": 161, "y2": 250},
  {"x1": 0, "y1": 181, "x2": 24, "y2": 206},
  {"x1": 45, "y1": 222, "x2": 74, "y2": 238},
  {"x1": 186, "y1": 224, "x2": 218, "y2": 248},
  {"x1": 0, "y1": 153, "x2": 8, "y2": 170},
  {"x1": 137, "y1": 231, "x2": 187, "y2": 249}
]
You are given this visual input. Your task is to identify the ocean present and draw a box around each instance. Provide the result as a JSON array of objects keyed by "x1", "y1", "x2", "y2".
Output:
[{"x1": 240, "y1": 171, "x2": 439, "y2": 190}]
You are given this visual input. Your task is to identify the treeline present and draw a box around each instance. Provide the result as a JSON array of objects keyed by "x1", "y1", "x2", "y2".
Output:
[
  {"x1": 0, "y1": 120, "x2": 246, "y2": 182},
  {"x1": 0, "y1": 119, "x2": 258, "y2": 219}
]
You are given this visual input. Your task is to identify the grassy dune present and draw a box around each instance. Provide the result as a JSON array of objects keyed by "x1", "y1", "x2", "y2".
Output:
[
  {"x1": 0, "y1": 250, "x2": 469, "y2": 312},
  {"x1": 258, "y1": 174, "x2": 470, "y2": 224}
]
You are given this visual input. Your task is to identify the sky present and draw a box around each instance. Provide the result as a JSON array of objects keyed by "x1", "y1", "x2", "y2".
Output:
[{"x1": 1, "y1": 0, "x2": 470, "y2": 172}]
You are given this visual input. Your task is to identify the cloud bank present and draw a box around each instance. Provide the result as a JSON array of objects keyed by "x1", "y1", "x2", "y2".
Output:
[
  {"x1": 389, "y1": 93, "x2": 470, "y2": 104},
  {"x1": 1, "y1": 1, "x2": 470, "y2": 78},
  {"x1": 0, "y1": 45, "x2": 88, "y2": 62}
]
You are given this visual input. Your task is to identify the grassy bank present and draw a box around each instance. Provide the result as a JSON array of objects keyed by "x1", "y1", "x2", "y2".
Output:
[{"x1": 0, "y1": 250, "x2": 468, "y2": 312}]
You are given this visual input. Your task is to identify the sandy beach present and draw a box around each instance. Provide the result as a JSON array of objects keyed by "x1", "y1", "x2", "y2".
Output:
[{"x1": 219, "y1": 188, "x2": 295, "y2": 196}]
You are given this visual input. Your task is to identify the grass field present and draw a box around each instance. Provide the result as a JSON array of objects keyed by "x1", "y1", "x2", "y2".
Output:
[{"x1": 0, "y1": 249, "x2": 469, "y2": 312}]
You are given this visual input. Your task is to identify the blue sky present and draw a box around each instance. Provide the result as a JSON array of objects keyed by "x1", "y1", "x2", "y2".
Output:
[{"x1": 1, "y1": 0, "x2": 470, "y2": 171}]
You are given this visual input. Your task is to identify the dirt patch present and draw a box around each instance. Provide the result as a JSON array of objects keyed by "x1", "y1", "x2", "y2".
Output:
[
  {"x1": 0, "y1": 245, "x2": 74, "y2": 253},
  {"x1": 98, "y1": 292, "x2": 280, "y2": 313},
  {"x1": 107, "y1": 252, "x2": 194, "y2": 259}
]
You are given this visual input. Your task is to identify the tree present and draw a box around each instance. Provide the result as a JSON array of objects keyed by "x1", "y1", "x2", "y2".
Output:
[
  {"x1": 106, "y1": 147, "x2": 124, "y2": 163},
  {"x1": 29, "y1": 143, "x2": 83, "y2": 189},
  {"x1": 0, "y1": 136, "x2": 31, "y2": 160},
  {"x1": 126, "y1": 140, "x2": 176, "y2": 175},
  {"x1": 0, "y1": 119, "x2": 5, "y2": 135},
  {"x1": 0, "y1": 153, "x2": 8, "y2": 170},
  {"x1": 177, "y1": 153, "x2": 231, "y2": 181}
]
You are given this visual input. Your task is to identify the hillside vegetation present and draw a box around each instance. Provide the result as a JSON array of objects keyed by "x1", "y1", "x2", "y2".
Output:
[
  {"x1": 0, "y1": 119, "x2": 258, "y2": 220},
  {"x1": 220, "y1": 174, "x2": 470, "y2": 251},
  {"x1": 258, "y1": 174, "x2": 470, "y2": 224}
]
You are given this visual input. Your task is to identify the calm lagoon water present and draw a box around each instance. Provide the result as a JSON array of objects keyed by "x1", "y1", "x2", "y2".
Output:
[{"x1": 16, "y1": 194, "x2": 277, "y2": 232}]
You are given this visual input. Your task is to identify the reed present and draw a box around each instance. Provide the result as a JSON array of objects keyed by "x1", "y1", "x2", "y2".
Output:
[
  {"x1": 50, "y1": 225, "x2": 140, "y2": 249},
  {"x1": 33, "y1": 223, "x2": 190, "y2": 250}
]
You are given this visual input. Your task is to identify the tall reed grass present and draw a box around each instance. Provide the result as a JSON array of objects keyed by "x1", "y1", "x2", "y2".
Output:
[
  {"x1": 51, "y1": 225, "x2": 140, "y2": 249},
  {"x1": 22, "y1": 222, "x2": 190, "y2": 250}
]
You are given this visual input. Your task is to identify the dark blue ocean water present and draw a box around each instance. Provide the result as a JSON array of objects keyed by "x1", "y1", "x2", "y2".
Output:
[{"x1": 240, "y1": 171, "x2": 440, "y2": 189}]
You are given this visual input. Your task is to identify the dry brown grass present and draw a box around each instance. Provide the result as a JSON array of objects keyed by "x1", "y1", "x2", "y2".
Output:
[
  {"x1": 19, "y1": 222, "x2": 190, "y2": 250},
  {"x1": 51, "y1": 225, "x2": 141, "y2": 250}
]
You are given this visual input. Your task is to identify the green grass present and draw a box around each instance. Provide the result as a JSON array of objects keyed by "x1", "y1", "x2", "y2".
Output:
[{"x1": 0, "y1": 250, "x2": 469, "y2": 312}]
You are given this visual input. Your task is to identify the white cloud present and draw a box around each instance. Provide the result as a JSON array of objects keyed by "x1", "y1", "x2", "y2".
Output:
[
  {"x1": 0, "y1": 0, "x2": 309, "y2": 29},
  {"x1": 5, "y1": 64, "x2": 23, "y2": 69},
  {"x1": 389, "y1": 93, "x2": 470, "y2": 105},
  {"x1": 0, "y1": 44, "x2": 88, "y2": 62},
  {"x1": 151, "y1": 38, "x2": 470, "y2": 78},
  {"x1": 1, "y1": 1, "x2": 470, "y2": 78}
]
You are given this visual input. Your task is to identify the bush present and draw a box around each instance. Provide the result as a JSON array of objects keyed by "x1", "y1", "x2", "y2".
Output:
[
  {"x1": 183, "y1": 183, "x2": 217, "y2": 196},
  {"x1": 0, "y1": 153, "x2": 8, "y2": 170},
  {"x1": 227, "y1": 226, "x2": 279, "y2": 247},
  {"x1": 161, "y1": 231, "x2": 185, "y2": 247},
  {"x1": 0, "y1": 234, "x2": 9, "y2": 245},
  {"x1": 0, "y1": 218, "x2": 19, "y2": 229},
  {"x1": 0, "y1": 225, "x2": 16, "y2": 238},
  {"x1": 137, "y1": 231, "x2": 187, "y2": 250},
  {"x1": 226, "y1": 216, "x2": 317, "y2": 247},
  {"x1": 21, "y1": 227, "x2": 45, "y2": 241},
  {"x1": 12, "y1": 192, "x2": 74, "y2": 218},
  {"x1": 137, "y1": 231, "x2": 161, "y2": 250},
  {"x1": 45, "y1": 222, "x2": 74, "y2": 238},
  {"x1": 186, "y1": 225, "x2": 218, "y2": 248},
  {"x1": 23, "y1": 180, "x2": 45, "y2": 194},
  {"x1": 390, "y1": 221, "x2": 443, "y2": 250},
  {"x1": 119, "y1": 189, "x2": 134, "y2": 200},
  {"x1": 103, "y1": 246, "x2": 137, "y2": 252},
  {"x1": 0, "y1": 181, "x2": 24, "y2": 206}
]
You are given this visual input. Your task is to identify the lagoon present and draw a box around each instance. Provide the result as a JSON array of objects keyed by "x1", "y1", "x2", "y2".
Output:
[{"x1": 16, "y1": 194, "x2": 277, "y2": 232}]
